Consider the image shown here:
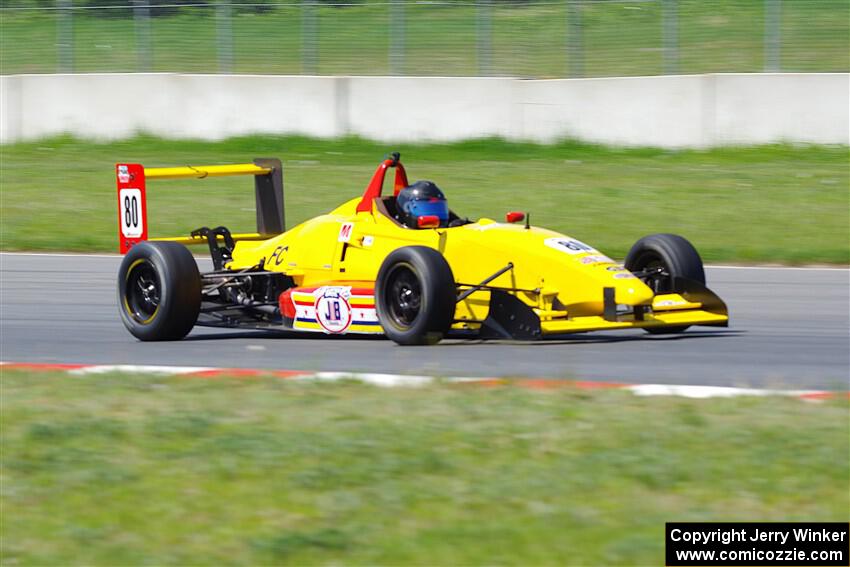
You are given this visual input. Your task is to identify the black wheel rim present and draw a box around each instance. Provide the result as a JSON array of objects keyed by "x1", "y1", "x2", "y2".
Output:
[
  {"x1": 633, "y1": 252, "x2": 672, "y2": 294},
  {"x1": 126, "y1": 260, "x2": 161, "y2": 323},
  {"x1": 385, "y1": 263, "x2": 422, "y2": 328}
]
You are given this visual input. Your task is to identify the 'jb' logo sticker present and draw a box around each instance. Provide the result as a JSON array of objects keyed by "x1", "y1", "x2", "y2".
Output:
[{"x1": 315, "y1": 291, "x2": 352, "y2": 333}]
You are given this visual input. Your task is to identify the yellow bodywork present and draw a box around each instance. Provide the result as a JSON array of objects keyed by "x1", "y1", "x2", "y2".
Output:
[
  {"x1": 145, "y1": 163, "x2": 273, "y2": 180},
  {"x1": 224, "y1": 197, "x2": 728, "y2": 335}
]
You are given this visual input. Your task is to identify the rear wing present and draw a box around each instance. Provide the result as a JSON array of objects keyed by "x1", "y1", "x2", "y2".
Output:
[{"x1": 116, "y1": 159, "x2": 284, "y2": 254}]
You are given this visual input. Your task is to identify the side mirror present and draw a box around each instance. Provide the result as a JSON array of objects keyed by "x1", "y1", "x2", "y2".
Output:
[
  {"x1": 417, "y1": 215, "x2": 441, "y2": 229},
  {"x1": 505, "y1": 211, "x2": 525, "y2": 224}
]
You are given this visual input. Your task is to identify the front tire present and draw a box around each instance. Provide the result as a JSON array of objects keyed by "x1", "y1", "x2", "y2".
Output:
[
  {"x1": 117, "y1": 242, "x2": 201, "y2": 341},
  {"x1": 625, "y1": 233, "x2": 706, "y2": 335},
  {"x1": 375, "y1": 246, "x2": 456, "y2": 345}
]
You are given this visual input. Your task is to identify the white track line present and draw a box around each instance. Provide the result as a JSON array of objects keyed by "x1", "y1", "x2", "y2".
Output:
[
  {"x1": 310, "y1": 371, "x2": 435, "y2": 387},
  {"x1": 705, "y1": 264, "x2": 848, "y2": 272},
  {"x1": 0, "y1": 251, "x2": 120, "y2": 258},
  {"x1": 2, "y1": 251, "x2": 846, "y2": 271},
  {"x1": 69, "y1": 364, "x2": 213, "y2": 375},
  {"x1": 627, "y1": 384, "x2": 826, "y2": 399}
]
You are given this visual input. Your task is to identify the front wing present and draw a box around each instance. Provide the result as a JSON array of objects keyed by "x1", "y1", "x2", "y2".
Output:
[{"x1": 480, "y1": 276, "x2": 728, "y2": 339}]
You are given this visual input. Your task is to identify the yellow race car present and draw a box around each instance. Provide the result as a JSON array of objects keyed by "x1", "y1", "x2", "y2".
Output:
[{"x1": 116, "y1": 153, "x2": 728, "y2": 345}]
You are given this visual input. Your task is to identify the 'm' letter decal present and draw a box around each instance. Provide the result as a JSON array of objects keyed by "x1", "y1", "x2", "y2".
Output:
[{"x1": 338, "y1": 222, "x2": 354, "y2": 242}]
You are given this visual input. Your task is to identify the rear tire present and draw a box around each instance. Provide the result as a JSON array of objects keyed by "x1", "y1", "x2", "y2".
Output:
[
  {"x1": 117, "y1": 242, "x2": 201, "y2": 341},
  {"x1": 624, "y1": 233, "x2": 705, "y2": 335},
  {"x1": 375, "y1": 246, "x2": 456, "y2": 345}
]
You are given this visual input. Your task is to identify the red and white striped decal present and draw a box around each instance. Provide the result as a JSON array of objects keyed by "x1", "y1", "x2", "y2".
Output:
[
  {"x1": 2, "y1": 362, "x2": 847, "y2": 401},
  {"x1": 285, "y1": 285, "x2": 381, "y2": 334}
]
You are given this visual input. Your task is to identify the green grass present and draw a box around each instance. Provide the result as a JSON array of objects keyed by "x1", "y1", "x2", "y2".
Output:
[
  {"x1": 1, "y1": 135, "x2": 848, "y2": 263},
  {"x1": 0, "y1": 0, "x2": 847, "y2": 76},
  {"x1": 1, "y1": 369, "x2": 847, "y2": 565}
]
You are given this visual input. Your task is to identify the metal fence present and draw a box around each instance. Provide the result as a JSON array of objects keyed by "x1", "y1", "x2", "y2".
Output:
[{"x1": 1, "y1": 0, "x2": 847, "y2": 77}]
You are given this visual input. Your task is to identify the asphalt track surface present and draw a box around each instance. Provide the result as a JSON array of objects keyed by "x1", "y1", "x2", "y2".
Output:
[{"x1": 1, "y1": 252, "x2": 848, "y2": 390}]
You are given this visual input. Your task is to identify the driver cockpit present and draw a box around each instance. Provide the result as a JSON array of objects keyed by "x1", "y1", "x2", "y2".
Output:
[{"x1": 391, "y1": 180, "x2": 473, "y2": 228}]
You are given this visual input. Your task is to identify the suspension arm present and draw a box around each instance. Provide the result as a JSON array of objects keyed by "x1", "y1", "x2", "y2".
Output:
[{"x1": 456, "y1": 262, "x2": 516, "y2": 303}]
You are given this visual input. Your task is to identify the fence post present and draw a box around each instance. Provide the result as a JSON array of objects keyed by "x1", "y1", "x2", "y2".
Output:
[
  {"x1": 57, "y1": 0, "x2": 73, "y2": 72},
  {"x1": 389, "y1": 1, "x2": 404, "y2": 75},
  {"x1": 764, "y1": 0, "x2": 781, "y2": 72},
  {"x1": 302, "y1": 0, "x2": 318, "y2": 74},
  {"x1": 662, "y1": 0, "x2": 678, "y2": 74},
  {"x1": 567, "y1": 0, "x2": 583, "y2": 78},
  {"x1": 217, "y1": 0, "x2": 233, "y2": 73},
  {"x1": 133, "y1": 0, "x2": 152, "y2": 71},
  {"x1": 476, "y1": 0, "x2": 492, "y2": 76}
]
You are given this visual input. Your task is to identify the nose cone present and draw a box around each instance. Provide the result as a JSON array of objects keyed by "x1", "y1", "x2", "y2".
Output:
[
  {"x1": 553, "y1": 262, "x2": 655, "y2": 316},
  {"x1": 447, "y1": 222, "x2": 655, "y2": 316},
  {"x1": 534, "y1": 232, "x2": 655, "y2": 308},
  {"x1": 610, "y1": 274, "x2": 655, "y2": 305}
]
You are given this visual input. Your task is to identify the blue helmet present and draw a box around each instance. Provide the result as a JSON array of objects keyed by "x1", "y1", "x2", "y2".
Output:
[{"x1": 396, "y1": 180, "x2": 449, "y2": 228}]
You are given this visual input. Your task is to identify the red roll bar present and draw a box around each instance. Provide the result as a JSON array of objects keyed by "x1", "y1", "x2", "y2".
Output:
[{"x1": 355, "y1": 152, "x2": 409, "y2": 213}]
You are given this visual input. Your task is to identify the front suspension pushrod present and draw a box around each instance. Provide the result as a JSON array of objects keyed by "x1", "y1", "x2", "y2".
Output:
[{"x1": 456, "y1": 262, "x2": 514, "y2": 303}]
